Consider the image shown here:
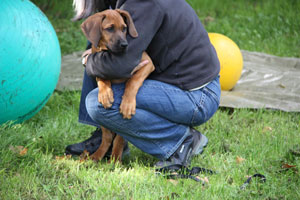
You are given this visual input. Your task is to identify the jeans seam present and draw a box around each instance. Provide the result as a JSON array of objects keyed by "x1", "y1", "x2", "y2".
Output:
[
  {"x1": 186, "y1": 89, "x2": 208, "y2": 125},
  {"x1": 186, "y1": 91, "x2": 200, "y2": 125},
  {"x1": 206, "y1": 86, "x2": 219, "y2": 103},
  {"x1": 191, "y1": 108, "x2": 198, "y2": 126},
  {"x1": 203, "y1": 87, "x2": 220, "y2": 107},
  {"x1": 199, "y1": 91, "x2": 208, "y2": 122}
]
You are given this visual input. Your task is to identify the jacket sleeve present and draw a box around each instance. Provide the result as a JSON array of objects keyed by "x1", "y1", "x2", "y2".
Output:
[{"x1": 85, "y1": 1, "x2": 164, "y2": 79}]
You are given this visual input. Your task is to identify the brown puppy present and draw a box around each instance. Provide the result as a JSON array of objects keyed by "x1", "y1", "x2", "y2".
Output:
[{"x1": 81, "y1": 9, "x2": 154, "y2": 163}]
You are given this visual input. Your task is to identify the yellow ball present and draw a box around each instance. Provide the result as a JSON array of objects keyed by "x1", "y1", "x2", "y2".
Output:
[{"x1": 208, "y1": 33, "x2": 243, "y2": 91}]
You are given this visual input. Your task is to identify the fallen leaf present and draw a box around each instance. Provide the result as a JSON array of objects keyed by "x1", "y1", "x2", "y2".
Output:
[
  {"x1": 19, "y1": 148, "x2": 28, "y2": 156},
  {"x1": 167, "y1": 179, "x2": 178, "y2": 186},
  {"x1": 282, "y1": 163, "x2": 296, "y2": 169},
  {"x1": 263, "y1": 126, "x2": 273, "y2": 132},
  {"x1": 9, "y1": 145, "x2": 17, "y2": 153},
  {"x1": 9, "y1": 145, "x2": 27, "y2": 156},
  {"x1": 236, "y1": 156, "x2": 246, "y2": 164}
]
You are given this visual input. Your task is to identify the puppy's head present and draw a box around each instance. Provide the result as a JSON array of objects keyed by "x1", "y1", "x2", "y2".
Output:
[{"x1": 81, "y1": 9, "x2": 138, "y2": 53}]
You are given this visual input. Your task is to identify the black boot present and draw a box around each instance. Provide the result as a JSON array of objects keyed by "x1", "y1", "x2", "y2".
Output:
[
  {"x1": 155, "y1": 128, "x2": 208, "y2": 168},
  {"x1": 65, "y1": 129, "x2": 104, "y2": 156},
  {"x1": 65, "y1": 128, "x2": 130, "y2": 157}
]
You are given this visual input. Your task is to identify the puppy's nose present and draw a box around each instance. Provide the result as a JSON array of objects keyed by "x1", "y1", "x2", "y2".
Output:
[{"x1": 120, "y1": 41, "x2": 128, "y2": 49}]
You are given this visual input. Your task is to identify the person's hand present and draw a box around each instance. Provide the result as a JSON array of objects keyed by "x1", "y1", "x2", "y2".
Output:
[{"x1": 81, "y1": 49, "x2": 92, "y2": 67}]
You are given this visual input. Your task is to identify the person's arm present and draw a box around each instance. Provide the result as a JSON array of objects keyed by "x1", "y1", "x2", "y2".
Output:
[{"x1": 85, "y1": 1, "x2": 164, "y2": 79}]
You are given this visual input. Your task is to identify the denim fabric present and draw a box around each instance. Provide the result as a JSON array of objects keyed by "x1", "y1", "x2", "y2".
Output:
[
  {"x1": 85, "y1": 76, "x2": 221, "y2": 159},
  {"x1": 78, "y1": 69, "x2": 100, "y2": 127}
]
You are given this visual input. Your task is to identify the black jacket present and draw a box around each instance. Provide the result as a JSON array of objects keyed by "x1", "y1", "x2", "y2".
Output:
[{"x1": 86, "y1": 0, "x2": 220, "y2": 90}]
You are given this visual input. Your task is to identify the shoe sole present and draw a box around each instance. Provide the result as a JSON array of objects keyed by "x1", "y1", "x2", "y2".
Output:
[{"x1": 192, "y1": 133, "x2": 208, "y2": 155}]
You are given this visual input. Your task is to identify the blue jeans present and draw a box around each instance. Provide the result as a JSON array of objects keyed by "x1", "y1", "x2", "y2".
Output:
[
  {"x1": 78, "y1": 70, "x2": 101, "y2": 127},
  {"x1": 83, "y1": 74, "x2": 221, "y2": 160}
]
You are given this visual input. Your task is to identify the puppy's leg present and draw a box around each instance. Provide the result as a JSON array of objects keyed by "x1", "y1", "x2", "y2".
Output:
[
  {"x1": 90, "y1": 126, "x2": 115, "y2": 161},
  {"x1": 120, "y1": 52, "x2": 155, "y2": 119},
  {"x1": 96, "y1": 78, "x2": 114, "y2": 108},
  {"x1": 110, "y1": 135, "x2": 125, "y2": 163}
]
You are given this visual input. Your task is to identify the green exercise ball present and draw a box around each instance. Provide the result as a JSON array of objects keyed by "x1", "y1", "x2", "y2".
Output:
[{"x1": 0, "y1": 0, "x2": 61, "y2": 124}]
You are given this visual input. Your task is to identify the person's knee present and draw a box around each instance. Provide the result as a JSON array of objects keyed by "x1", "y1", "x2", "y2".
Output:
[
  {"x1": 85, "y1": 87, "x2": 121, "y2": 123},
  {"x1": 85, "y1": 88, "x2": 102, "y2": 122}
]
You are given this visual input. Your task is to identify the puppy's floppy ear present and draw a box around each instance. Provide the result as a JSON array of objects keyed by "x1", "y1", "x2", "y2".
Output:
[
  {"x1": 81, "y1": 13, "x2": 105, "y2": 48},
  {"x1": 116, "y1": 9, "x2": 138, "y2": 38}
]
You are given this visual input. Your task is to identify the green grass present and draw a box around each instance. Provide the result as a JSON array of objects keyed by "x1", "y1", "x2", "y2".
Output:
[
  {"x1": 1, "y1": 0, "x2": 300, "y2": 199},
  {"x1": 1, "y1": 92, "x2": 299, "y2": 199}
]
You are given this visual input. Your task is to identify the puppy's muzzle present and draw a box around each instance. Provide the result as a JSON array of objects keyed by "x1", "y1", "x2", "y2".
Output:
[{"x1": 110, "y1": 39, "x2": 128, "y2": 53}]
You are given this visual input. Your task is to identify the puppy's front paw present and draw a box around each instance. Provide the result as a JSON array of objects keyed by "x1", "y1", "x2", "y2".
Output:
[
  {"x1": 90, "y1": 153, "x2": 101, "y2": 162},
  {"x1": 120, "y1": 97, "x2": 136, "y2": 119},
  {"x1": 98, "y1": 88, "x2": 114, "y2": 109}
]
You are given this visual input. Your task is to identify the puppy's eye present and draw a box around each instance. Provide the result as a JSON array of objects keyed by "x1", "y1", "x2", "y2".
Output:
[
  {"x1": 105, "y1": 26, "x2": 114, "y2": 32},
  {"x1": 122, "y1": 26, "x2": 127, "y2": 32}
]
